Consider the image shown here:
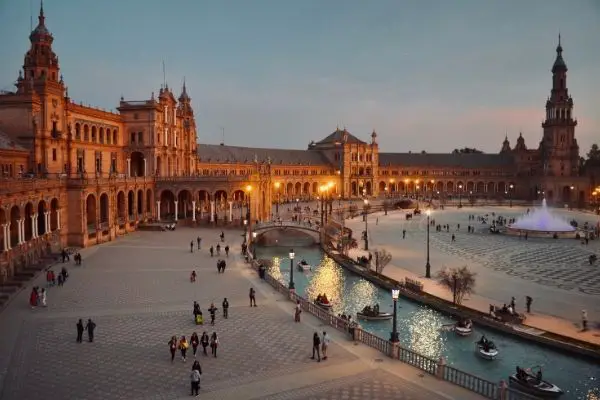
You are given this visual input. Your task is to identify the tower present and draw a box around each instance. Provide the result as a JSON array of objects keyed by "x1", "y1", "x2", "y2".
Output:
[
  {"x1": 539, "y1": 35, "x2": 579, "y2": 177},
  {"x1": 178, "y1": 80, "x2": 197, "y2": 174}
]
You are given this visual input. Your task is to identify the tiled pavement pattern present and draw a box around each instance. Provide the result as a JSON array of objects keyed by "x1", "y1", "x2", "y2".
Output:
[
  {"x1": 256, "y1": 369, "x2": 440, "y2": 400},
  {"x1": 379, "y1": 209, "x2": 600, "y2": 295}
]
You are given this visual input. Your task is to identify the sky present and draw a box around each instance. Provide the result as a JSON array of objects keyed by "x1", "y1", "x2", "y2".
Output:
[{"x1": 0, "y1": 0, "x2": 598, "y2": 154}]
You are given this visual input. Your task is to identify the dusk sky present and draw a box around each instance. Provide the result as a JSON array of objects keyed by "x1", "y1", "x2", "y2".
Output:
[{"x1": 0, "y1": 1, "x2": 598, "y2": 153}]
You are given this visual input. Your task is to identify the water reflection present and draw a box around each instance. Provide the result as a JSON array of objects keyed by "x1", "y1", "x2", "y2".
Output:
[
  {"x1": 402, "y1": 307, "x2": 447, "y2": 359},
  {"x1": 305, "y1": 257, "x2": 344, "y2": 310}
]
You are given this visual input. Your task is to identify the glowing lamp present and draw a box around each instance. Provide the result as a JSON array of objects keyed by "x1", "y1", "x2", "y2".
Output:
[
  {"x1": 289, "y1": 249, "x2": 295, "y2": 260},
  {"x1": 392, "y1": 289, "x2": 400, "y2": 300}
]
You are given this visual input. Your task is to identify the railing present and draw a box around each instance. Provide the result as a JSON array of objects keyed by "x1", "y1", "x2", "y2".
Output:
[
  {"x1": 0, "y1": 178, "x2": 64, "y2": 194},
  {"x1": 254, "y1": 220, "x2": 320, "y2": 232},
  {"x1": 155, "y1": 175, "x2": 251, "y2": 183},
  {"x1": 247, "y1": 255, "x2": 534, "y2": 400},
  {"x1": 67, "y1": 174, "x2": 153, "y2": 186}
]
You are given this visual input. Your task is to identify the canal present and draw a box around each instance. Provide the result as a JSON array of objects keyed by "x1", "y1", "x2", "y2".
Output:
[{"x1": 255, "y1": 243, "x2": 600, "y2": 400}]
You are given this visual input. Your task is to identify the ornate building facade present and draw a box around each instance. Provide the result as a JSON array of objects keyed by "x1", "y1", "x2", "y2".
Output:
[{"x1": 0, "y1": 6, "x2": 592, "y2": 282}]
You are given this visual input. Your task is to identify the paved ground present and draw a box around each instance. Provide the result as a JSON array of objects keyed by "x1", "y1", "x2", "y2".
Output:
[
  {"x1": 346, "y1": 206, "x2": 600, "y2": 342},
  {"x1": 0, "y1": 227, "x2": 484, "y2": 400}
]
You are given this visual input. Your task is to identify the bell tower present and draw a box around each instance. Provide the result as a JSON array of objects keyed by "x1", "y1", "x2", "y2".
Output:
[{"x1": 539, "y1": 35, "x2": 579, "y2": 177}]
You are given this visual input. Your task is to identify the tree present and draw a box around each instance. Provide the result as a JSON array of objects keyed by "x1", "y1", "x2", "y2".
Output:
[
  {"x1": 436, "y1": 266, "x2": 476, "y2": 305},
  {"x1": 373, "y1": 248, "x2": 392, "y2": 274},
  {"x1": 584, "y1": 144, "x2": 600, "y2": 170},
  {"x1": 452, "y1": 147, "x2": 484, "y2": 154}
]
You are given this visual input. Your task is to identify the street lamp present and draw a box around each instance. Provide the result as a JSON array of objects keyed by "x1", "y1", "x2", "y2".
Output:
[
  {"x1": 274, "y1": 182, "x2": 281, "y2": 216},
  {"x1": 390, "y1": 289, "x2": 400, "y2": 343},
  {"x1": 425, "y1": 209, "x2": 432, "y2": 278},
  {"x1": 243, "y1": 219, "x2": 248, "y2": 242},
  {"x1": 246, "y1": 184, "x2": 253, "y2": 240},
  {"x1": 252, "y1": 232, "x2": 257, "y2": 259},
  {"x1": 363, "y1": 198, "x2": 369, "y2": 250},
  {"x1": 288, "y1": 249, "x2": 295, "y2": 290},
  {"x1": 404, "y1": 179, "x2": 409, "y2": 197},
  {"x1": 509, "y1": 184, "x2": 514, "y2": 207},
  {"x1": 458, "y1": 184, "x2": 463, "y2": 207}
]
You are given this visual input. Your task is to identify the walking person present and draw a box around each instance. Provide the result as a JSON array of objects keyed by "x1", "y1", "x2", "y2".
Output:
[
  {"x1": 216, "y1": 260, "x2": 222, "y2": 274},
  {"x1": 321, "y1": 331, "x2": 330, "y2": 360},
  {"x1": 168, "y1": 335, "x2": 177, "y2": 363},
  {"x1": 221, "y1": 260, "x2": 227, "y2": 273},
  {"x1": 40, "y1": 288, "x2": 47, "y2": 307},
  {"x1": 311, "y1": 332, "x2": 321, "y2": 362},
  {"x1": 582, "y1": 310, "x2": 588, "y2": 331},
  {"x1": 210, "y1": 246, "x2": 214, "y2": 257},
  {"x1": 76, "y1": 319, "x2": 84, "y2": 343},
  {"x1": 200, "y1": 332, "x2": 209, "y2": 356},
  {"x1": 216, "y1": 244, "x2": 221, "y2": 255},
  {"x1": 225, "y1": 245, "x2": 229, "y2": 257},
  {"x1": 294, "y1": 300, "x2": 302, "y2": 322},
  {"x1": 190, "y1": 332, "x2": 200, "y2": 358},
  {"x1": 197, "y1": 236, "x2": 201, "y2": 250},
  {"x1": 210, "y1": 332, "x2": 219, "y2": 357},
  {"x1": 249, "y1": 287, "x2": 257, "y2": 307},
  {"x1": 179, "y1": 335, "x2": 189, "y2": 362},
  {"x1": 222, "y1": 298, "x2": 229, "y2": 319},
  {"x1": 208, "y1": 303, "x2": 217, "y2": 325},
  {"x1": 85, "y1": 318, "x2": 96, "y2": 342},
  {"x1": 525, "y1": 296, "x2": 532, "y2": 313},
  {"x1": 190, "y1": 241, "x2": 194, "y2": 253},
  {"x1": 190, "y1": 361, "x2": 202, "y2": 396}
]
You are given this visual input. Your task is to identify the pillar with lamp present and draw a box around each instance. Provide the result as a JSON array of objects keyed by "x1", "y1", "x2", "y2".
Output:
[
  {"x1": 458, "y1": 184, "x2": 463, "y2": 208},
  {"x1": 404, "y1": 179, "x2": 409, "y2": 197},
  {"x1": 288, "y1": 248, "x2": 295, "y2": 290},
  {"x1": 274, "y1": 182, "x2": 281, "y2": 216},
  {"x1": 251, "y1": 232, "x2": 257, "y2": 259},
  {"x1": 425, "y1": 209, "x2": 432, "y2": 278},
  {"x1": 508, "y1": 183, "x2": 514, "y2": 207},
  {"x1": 363, "y1": 198, "x2": 369, "y2": 250},
  {"x1": 390, "y1": 288, "x2": 400, "y2": 343},
  {"x1": 245, "y1": 184, "x2": 252, "y2": 240}
]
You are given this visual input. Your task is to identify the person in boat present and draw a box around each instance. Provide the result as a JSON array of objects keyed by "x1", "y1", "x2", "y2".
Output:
[
  {"x1": 536, "y1": 369, "x2": 543, "y2": 383},
  {"x1": 516, "y1": 366, "x2": 527, "y2": 381},
  {"x1": 316, "y1": 294, "x2": 323, "y2": 303},
  {"x1": 321, "y1": 294, "x2": 329, "y2": 304},
  {"x1": 373, "y1": 303, "x2": 380, "y2": 314},
  {"x1": 478, "y1": 335, "x2": 487, "y2": 345},
  {"x1": 362, "y1": 305, "x2": 372, "y2": 315},
  {"x1": 300, "y1": 259, "x2": 307, "y2": 265}
]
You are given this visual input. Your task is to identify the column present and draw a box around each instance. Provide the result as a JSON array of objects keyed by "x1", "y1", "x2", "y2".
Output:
[
  {"x1": 126, "y1": 158, "x2": 131, "y2": 177},
  {"x1": 192, "y1": 201, "x2": 196, "y2": 221},
  {"x1": 210, "y1": 201, "x2": 215, "y2": 222},
  {"x1": 183, "y1": 201, "x2": 187, "y2": 218},
  {"x1": 2, "y1": 224, "x2": 7, "y2": 250},
  {"x1": 228, "y1": 201, "x2": 233, "y2": 222},
  {"x1": 156, "y1": 201, "x2": 161, "y2": 221},
  {"x1": 56, "y1": 208, "x2": 61, "y2": 230},
  {"x1": 174, "y1": 200, "x2": 178, "y2": 221},
  {"x1": 46, "y1": 211, "x2": 51, "y2": 232},
  {"x1": 143, "y1": 158, "x2": 147, "y2": 176},
  {"x1": 18, "y1": 219, "x2": 24, "y2": 244},
  {"x1": 32, "y1": 214, "x2": 38, "y2": 238},
  {"x1": 6, "y1": 223, "x2": 11, "y2": 249}
]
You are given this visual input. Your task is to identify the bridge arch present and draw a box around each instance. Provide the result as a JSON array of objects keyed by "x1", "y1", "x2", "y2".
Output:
[{"x1": 253, "y1": 222, "x2": 321, "y2": 245}]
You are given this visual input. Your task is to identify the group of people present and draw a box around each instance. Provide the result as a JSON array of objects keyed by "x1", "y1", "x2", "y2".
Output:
[
  {"x1": 209, "y1": 244, "x2": 229, "y2": 257},
  {"x1": 216, "y1": 259, "x2": 227, "y2": 273},
  {"x1": 29, "y1": 286, "x2": 47, "y2": 308},
  {"x1": 360, "y1": 304, "x2": 380, "y2": 316},
  {"x1": 477, "y1": 335, "x2": 496, "y2": 352},
  {"x1": 76, "y1": 318, "x2": 96, "y2": 343},
  {"x1": 169, "y1": 332, "x2": 220, "y2": 362},
  {"x1": 61, "y1": 248, "x2": 82, "y2": 265},
  {"x1": 315, "y1": 293, "x2": 330, "y2": 304},
  {"x1": 45, "y1": 266, "x2": 69, "y2": 288},
  {"x1": 311, "y1": 331, "x2": 330, "y2": 362},
  {"x1": 193, "y1": 300, "x2": 229, "y2": 325}
]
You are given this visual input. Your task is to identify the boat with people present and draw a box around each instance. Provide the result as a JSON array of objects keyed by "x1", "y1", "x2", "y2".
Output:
[
  {"x1": 475, "y1": 335, "x2": 499, "y2": 360},
  {"x1": 454, "y1": 319, "x2": 473, "y2": 336},
  {"x1": 297, "y1": 259, "x2": 311, "y2": 272},
  {"x1": 509, "y1": 366, "x2": 563, "y2": 398},
  {"x1": 357, "y1": 304, "x2": 393, "y2": 321},
  {"x1": 315, "y1": 293, "x2": 332, "y2": 309}
]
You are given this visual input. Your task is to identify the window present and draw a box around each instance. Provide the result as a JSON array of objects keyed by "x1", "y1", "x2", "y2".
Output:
[
  {"x1": 130, "y1": 132, "x2": 136, "y2": 144},
  {"x1": 111, "y1": 159, "x2": 117, "y2": 173},
  {"x1": 138, "y1": 132, "x2": 143, "y2": 144},
  {"x1": 52, "y1": 148, "x2": 57, "y2": 161},
  {"x1": 96, "y1": 158, "x2": 101, "y2": 173},
  {"x1": 52, "y1": 121, "x2": 58, "y2": 137}
]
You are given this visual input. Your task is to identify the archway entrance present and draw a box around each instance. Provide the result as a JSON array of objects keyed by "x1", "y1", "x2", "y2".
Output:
[
  {"x1": 117, "y1": 191, "x2": 126, "y2": 224},
  {"x1": 24, "y1": 203, "x2": 33, "y2": 242},
  {"x1": 86, "y1": 195, "x2": 97, "y2": 235},
  {"x1": 160, "y1": 190, "x2": 176, "y2": 220},
  {"x1": 37, "y1": 200, "x2": 47, "y2": 236},
  {"x1": 130, "y1": 151, "x2": 145, "y2": 177},
  {"x1": 0, "y1": 208, "x2": 6, "y2": 251},
  {"x1": 50, "y1": 198, "x2": 59, "y2": 230},
  {"x1": 177, "y1": 190, "x2": 193, "y2": 219},
  {"x1": 214, "y1": 190, "x2": 228, "y2": 221},
  {"x1": 99, "y1": 193, "x2": 109, "y2": 229},
  {"x1": 9, "y1": 206, "x2": 20, "y2": 247},
  {"x1": 127, "y1": 191, "x2": 135, "y2": 220},
  {"x1": 137, "y1": 189, "x2": 144, "y2": 214}
]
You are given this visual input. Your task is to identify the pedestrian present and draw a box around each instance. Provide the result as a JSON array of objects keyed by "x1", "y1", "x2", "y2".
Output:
[
  {"x1": 200, "y1": 332, "x2": 209, "y2": 355},
  {"x1": 76, "y1": 319, "x2": 84, "y2": 343},
  {"x1": 222, "y1": 298, "x2": 229, "y2": 319},
  {"x1": 190, "y1": 361, "x2": 202, "y2": 396},
  {"x1": 249, "y1": 287, "x2": 257, "y2": 307},
  {"x1": 190, "y1": 332, "x2": 200, "y2": 358},
  {"x1": 321, "y1": 331, "x2": 330, "y2": 360},
  {"x1": 294, "y1": 300, "x2": 302, "y2": 322},
  {"x1": 311, "y1": 332, "x2": 321, "y2": 362},
  {"x1": 179, "y1": 335, "x2": 189, "y2": 362},
  {"x1": 85, "y1": 318, "x2": 96, "y2": 342},
  {"x1": 210, "y1": 332, "x2": 219, "y2": 357},
  {"x1": 190, "y1": 270, "x2": 197, "y2": 282},
  {"x1": 40, "y1": 288, "x2": 47, "y2": 307},
  {"x1": 402, "y1": 229, "x2": 406, "y2": 239},
  {"x1": 197, "y1": 236, "x2": 201, "y2": 250},
  {"x1": 451, "y1": 234, "x2": 456, "y2": 242},
  {"x1": 210, "y1": 246, "x2": 214, "y2": 257},
  {"x1": 582, "y1": 310, "x2": 588, "y2": 331},
  {"x1": 525, "y1": 296, "x2": 532, "y2": 313},
  {"x1": 225, "y1": 245, "x2": 229, "y2": 257},
  {"x1": 216, "y1": 260, "x2": 222, "y2": 274},
  {"x1": 221, "y1": 260, "x2": 227, "y2": 273},
  {"x1": 168, "y1": 335, "x2": 177, "y2": 362},
  {"x1": 216, "y1": 244, "x2": 221, "y2": 255},
  {"x1": 208, "y1": 303, "x2": 217, "y2": 325},
  {"x1": 29, "y1": 287, "x2": 38, "y2": 308},
  {"x1": 510, "y1": 296, "x2": 516, "y2": 310}
]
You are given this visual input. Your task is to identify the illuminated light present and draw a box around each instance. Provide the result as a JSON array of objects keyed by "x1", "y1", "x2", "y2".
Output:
[
  {"x1": 246, "y1": 185, "x2": 252, "y2": 192},
  {"x1": 252, "y1": 232, "x2": 257, "y2": 238},
  {"x1": 328, "y1": 181, "x2": 334, "y2": 188},
  {"x1": 289, "y1": 249, "x2": 295, "y2": 260},
  {"x1": 392, "y1": 289, "x2": 400, "y2": 300},
  {"x1": 243, "y1": 219, "x2": 248, "y2": 226},
  {"x1": 364, "y1": 199, "x2": 369, "y2": 206},
  {"x1": 425, "y1": 209, "x2": 431, "y2": 216},
  {"x1": 274, "y1": 182, "x2": 280, "y2": 188}
]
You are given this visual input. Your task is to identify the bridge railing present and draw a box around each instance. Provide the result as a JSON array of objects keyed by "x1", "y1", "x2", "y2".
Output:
[{"x1": 254, "y1": 220, "x2": 320, "y2": 232}]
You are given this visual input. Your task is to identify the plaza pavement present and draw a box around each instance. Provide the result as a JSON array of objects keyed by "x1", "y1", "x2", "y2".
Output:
[
  {"x1": 0, "y1": 226, "x2": 485, "y2": 400},
  {"x1": 345, "y1": 206, "x2": 600, "y2": 345}
]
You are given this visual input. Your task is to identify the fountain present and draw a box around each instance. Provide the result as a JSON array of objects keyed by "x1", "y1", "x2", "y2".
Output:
[{"x1": 506, "y1": 199, "x2": 576, "y2": 238}]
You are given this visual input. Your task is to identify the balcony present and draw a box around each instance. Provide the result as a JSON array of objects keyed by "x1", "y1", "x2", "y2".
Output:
[
  {"x1": 66, "y1": 173, "x2": 154, "y2": 188},
  {"x1": 0, "y1": 177, "x2": 65, "y2": 195},
  {"x1": 155, "y1": 175, "x2": 251, "y2": 183}
]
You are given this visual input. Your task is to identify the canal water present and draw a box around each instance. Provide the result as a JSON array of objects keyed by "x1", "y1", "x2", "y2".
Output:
[{"x1": 255, "y1": 244, "x2": 600, "y2": 400}]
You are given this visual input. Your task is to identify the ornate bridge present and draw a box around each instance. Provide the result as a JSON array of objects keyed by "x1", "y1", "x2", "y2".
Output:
[{"x1": 252, "y1": 220, "x2": 321, "y2": 243}]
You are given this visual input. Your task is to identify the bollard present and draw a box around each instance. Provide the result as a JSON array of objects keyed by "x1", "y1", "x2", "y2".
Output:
[
  {"x1": 498, "y1": 380, "x2": 508, "y2": 400},
  {"x1": 389, "y1": 341, "x2": 400, "y2": 359},
  {"x1": 436, "y1": 356, "x2": 446, "y2": 379}
]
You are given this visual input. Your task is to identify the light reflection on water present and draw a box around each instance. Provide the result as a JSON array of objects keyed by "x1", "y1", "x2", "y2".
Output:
[{"x1": 256, "y1": 245, "x2": 600, "y2": 400}]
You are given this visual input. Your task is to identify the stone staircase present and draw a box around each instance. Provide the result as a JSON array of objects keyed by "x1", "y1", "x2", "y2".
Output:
[{"x1": 0, "y1": 254, "x2": 59, "y2": 311}]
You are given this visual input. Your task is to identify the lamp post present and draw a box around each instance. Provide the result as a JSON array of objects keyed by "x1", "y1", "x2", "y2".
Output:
[
  {"x1": 252, "y1": 232, "x2": 257, "y2": 259},
  {"x1": 404, "y1": 179, "x2": 409, "y2": 197},
  {"x1": 458, "y1": 184, "x2": 463, "y2": 208},
  {"x1": 246, "y1": 185, "x2": 252, "y2": 241},
  {"x1": 390, "y1": 289, "x2": 400, "y2": 343},
  {"x1": 274, "y1": 182, "x2": 281, "y2": 217},
  {"x1": 363, "y1": 198, "x2": 369, "y2": 250},
  {"x1": 296, "y1": 198, "x2": 300, "y2": 220},
  {"x1": 425, "y1": 209, "x2": 432, "y2": 278},
  {"x1": 288, "y1": 249, "x2": 295, "y2": 290},
  {"x1": 509, "y1": 184, "x2": 514, "y2": 207},
  {"x1": 243, "y1": 219, "x2": 248, "y2": 243}
]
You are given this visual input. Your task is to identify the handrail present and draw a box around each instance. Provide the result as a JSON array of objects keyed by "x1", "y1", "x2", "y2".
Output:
[{"x1": 247, "y1": 256, "x2": 528, "y2": 400}]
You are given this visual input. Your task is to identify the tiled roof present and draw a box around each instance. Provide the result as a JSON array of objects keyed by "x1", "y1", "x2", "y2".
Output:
[
  {"x1": 316, "y1": 128, "x2": 366, "y2": 145},
  {"x1": 198, "y1": 144, "x2": 333, "y2": 166},
  {"x1": 379, "y1": 152, "x2": 515, "y2": 169},
  {"x1": 0, "y1": 130, "x2": 27, "y2": 151}
]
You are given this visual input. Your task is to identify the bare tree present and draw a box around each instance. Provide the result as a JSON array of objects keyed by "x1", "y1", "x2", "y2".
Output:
[
  {"x1": 436, "y1": 266, "x2": 476, "y2": 305},
  {"x1": 374, "y1": 248, "x2": 392, "y2": 274}
]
